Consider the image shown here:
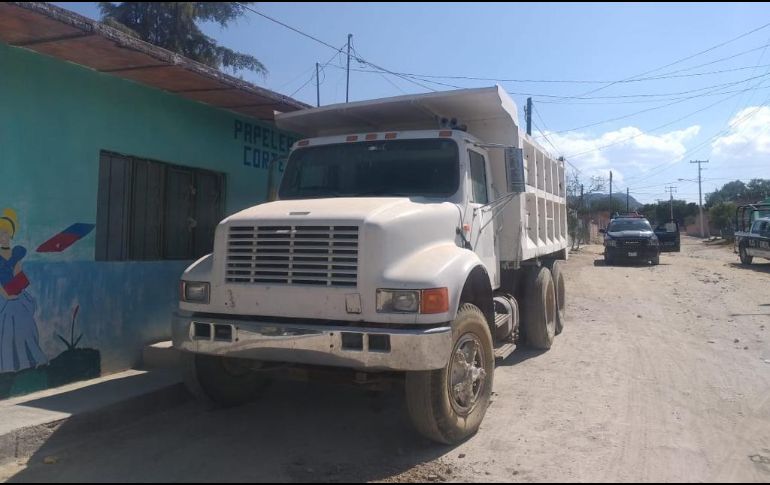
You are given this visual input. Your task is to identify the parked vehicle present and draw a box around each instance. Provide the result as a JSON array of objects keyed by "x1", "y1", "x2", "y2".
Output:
[
  {"x1": 173, "y1": 86, "x2": 569, "y2": 444},
  {"x1": 601, "y1": 214, "x2": 661, "y2": 265},
  {"x1": 654, "y1": 221, "x2": 681, "y2": 252},
  {"x1": 735, "y1": 202, "x2": 770, "y2": 265}
]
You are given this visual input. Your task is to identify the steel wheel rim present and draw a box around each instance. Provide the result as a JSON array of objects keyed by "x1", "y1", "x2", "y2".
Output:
[{"x1": 448, "y1": 333, "x2": 487, "y2": 416}]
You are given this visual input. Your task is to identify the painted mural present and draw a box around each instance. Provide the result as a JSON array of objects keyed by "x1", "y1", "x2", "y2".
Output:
[{"x1": 0, "y1": 208, "x2": 99, "y2": 399}]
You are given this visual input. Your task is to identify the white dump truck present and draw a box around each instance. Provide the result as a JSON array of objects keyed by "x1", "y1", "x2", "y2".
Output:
[{"x1": 173, "y1": 86, "x2": 568, "y2": 444}]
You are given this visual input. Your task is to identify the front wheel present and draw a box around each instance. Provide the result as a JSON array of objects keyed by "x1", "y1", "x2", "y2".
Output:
[
  {"x1": 739, "y1": 245, "x2": 753, "y2": 265},
  {"x1": 182, "y1": 353, "x2": 269, "y2": 408},
  {"x1": 652, "y1": 253, "x2": 660, "y2": 265},
  {"x1": 405, "y1": 303, "x2": 494, "y2": 445}
]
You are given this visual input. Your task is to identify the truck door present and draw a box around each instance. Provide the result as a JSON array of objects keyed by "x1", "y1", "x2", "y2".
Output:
[
  {"x1": 749, "y1": 222, "x2": 763, "y2": 256},
  {"x1": 759, "y1": 221, "x2": 770, "y2": 258},
  {"x1": 467, "y1": 149, "x2": 498, "y2": 287}
]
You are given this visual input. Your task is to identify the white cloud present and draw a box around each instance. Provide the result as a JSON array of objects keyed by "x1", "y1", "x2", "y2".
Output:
[
  {"x1": 542, "y1": 124, "x2": 701, "y2": 187},
  {"x1": 711, "y1": 106, "x2": 770, "y2": 162}
]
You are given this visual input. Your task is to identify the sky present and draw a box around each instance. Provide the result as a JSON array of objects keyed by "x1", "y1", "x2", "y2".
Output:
[{"x1": 56, "y1": 2, "x2": 770, "y2": 204}]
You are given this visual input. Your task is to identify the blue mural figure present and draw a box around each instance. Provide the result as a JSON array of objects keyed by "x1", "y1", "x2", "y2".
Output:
[{"x1": 0, "y1": 208, "x2": 48, "y2": 372}]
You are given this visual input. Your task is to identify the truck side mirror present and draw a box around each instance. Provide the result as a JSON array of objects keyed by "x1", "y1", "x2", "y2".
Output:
[
  {"x1": 266, "y1": 156, "x2": 286, "y2": 202},
  {"x1": 505, "y1": 147, "x2": 526, "y2": 193}
]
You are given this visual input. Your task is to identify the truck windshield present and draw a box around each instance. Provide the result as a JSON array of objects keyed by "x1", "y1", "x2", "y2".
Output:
[
  {"x1": 279, "y1": 139, "x2": 459, "y2": 199},
  {"x1": 608, "y1": 220, "x2": 652, "y2": 232}
]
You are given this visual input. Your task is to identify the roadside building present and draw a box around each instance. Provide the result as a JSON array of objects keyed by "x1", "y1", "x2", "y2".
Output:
[{"x1": 0, "y1": 2, "x2": 308, "y2": 398}]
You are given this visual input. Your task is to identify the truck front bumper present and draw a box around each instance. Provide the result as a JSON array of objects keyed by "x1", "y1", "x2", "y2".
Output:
[
  {"x1": 172, "y1": 313, "x2": 452, "y2": 372},
  {"x1": 605, "y1": 246, "x2": 660, "y2": 260}
]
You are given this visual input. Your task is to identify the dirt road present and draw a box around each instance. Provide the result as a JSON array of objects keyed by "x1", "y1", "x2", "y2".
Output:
[{"x1": 2, "y1": 237, "x2": 769, "y2": 482}]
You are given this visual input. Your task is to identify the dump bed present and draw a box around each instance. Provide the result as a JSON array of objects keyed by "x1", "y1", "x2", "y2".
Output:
[{"x1": 275, "y1": 86, "x2": 568, "y2": 263}]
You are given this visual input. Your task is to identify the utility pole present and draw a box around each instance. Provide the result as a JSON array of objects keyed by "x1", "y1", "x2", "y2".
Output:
[
  {"x1": 665, "y1": 185, "x2": 677, "y2": 221},
  {"x1": 690, "y1": 160, "x2": 709, "y2": 237},
  {"x1": 580, "y1": 184, "x2": 585, "y2": 244},
  {"x1": 526, "y1": 97, "x2": 532, "y2": 136},
  {"x1": 609, "y1": 171, "x2": 613, "y2": 218},
  {"x1": 345, "y1": 34, "x2": 352, "y2": 103},
  {"x1": 315, "y1": 62, "x2": 320, "y2": 107}
]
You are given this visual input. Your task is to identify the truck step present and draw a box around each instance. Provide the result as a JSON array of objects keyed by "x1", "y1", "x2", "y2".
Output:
[
  {"x1": 494, "y1": 342, "x2": 516, "y2": 360},
  {"x1": 494, "y1": 312, "x2": 510, "y2": 329}
]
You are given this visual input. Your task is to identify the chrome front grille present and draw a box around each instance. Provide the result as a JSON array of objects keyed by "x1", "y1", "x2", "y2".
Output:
[{"x1": 226, "y1": 225, "x2": 359, "y2": 287}]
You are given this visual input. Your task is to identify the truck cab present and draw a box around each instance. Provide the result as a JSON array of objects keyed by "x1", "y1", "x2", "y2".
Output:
[{"x1": 173, "y1": 87, "x2": 569, "y2": 444}]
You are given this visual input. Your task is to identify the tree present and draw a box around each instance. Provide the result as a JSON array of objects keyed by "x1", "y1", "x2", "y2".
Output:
[
  {"x1": 565, "y1": 170, "x2": 606, "y2": 249},
  {"x1": 705, "y1": 180, "x2": 746, "y2": 208},
  {"x1": 746, "y1": 178, "x2": 770, "y2": 201},
  {"x1": 709, "y1": 201, "x2": 737, "y2": 239},
  {"x1": 99, "y1": 2, "x2": 266, "y2": 75}
]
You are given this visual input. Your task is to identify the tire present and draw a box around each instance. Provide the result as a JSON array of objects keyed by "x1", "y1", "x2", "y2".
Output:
[
  {"x1": 521, "y1": 267, "x2": 557, "y2": 350},
  {"x1": 547, "y1": 261, "x2": 566, "y2": 335},
  {"x1": 182, "y1": 352, "x2": 269, "y2": 408},
  {"x1": 405, "y1": 303, "x2": 494, "y2": 445},
  {"x1": 652, "y1": 253, "x2": 660, "y2": 265},
  {"x1": 739, "y1": 244, "x2": 753, "y2": 265},
  {"x1": 604, "y1": 253, "x2": 614, "y2": 266}
]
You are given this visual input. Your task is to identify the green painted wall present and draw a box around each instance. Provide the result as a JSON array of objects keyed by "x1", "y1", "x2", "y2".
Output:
[
  {"x1": 0, "y1": 42, "x2": 297, "y2": 262},
  {"x1": 0, "y1": 42, "x2": 300, "y2": 397}
]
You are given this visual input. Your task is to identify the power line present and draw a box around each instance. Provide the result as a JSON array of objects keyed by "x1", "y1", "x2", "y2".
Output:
[
  {"x1": 290, "y1": 44, "x2": 347, "y2": 99},
  {"x1": 324, "y1": 48, "x2": 770, "y2": 87},
  {"x1": 348, "y1": 42, "x2": 437, "y2": 92},
  {"x1": 536, "y1": 85, "x2": 770, "y2": 105},
  {"x1": 625, "y1": 90, "x2": 770, "y2": 185},
  {"x1": 242, "y1": 4, "x2": 346, "y2": 54},
  {"x1": 646, "y1": 41, "x2": 770, "y2": 78},
  {"x1": 567, "y1": 20, "x2": 770, "y2": 100},
  {"x1": 563, "y1": 86, "x2": 754, "y2": 160},
  {"x1": 242, "y1": 4, "x2": 435, "y2": 95},
  {"x1": 533, "y1": 78, "x2": 770, "y2": 139},
  {"x1": 339, "y1": 64, "x2": 770, "y2": 101}
]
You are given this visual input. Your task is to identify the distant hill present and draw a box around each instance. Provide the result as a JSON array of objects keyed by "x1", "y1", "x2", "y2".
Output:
[{"x1": 569, "y1": 192, "x2": 642, "y2": 211}]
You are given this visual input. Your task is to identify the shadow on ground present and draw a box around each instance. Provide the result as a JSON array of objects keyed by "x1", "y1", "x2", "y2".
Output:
[
  {"x1": 7, "y1": 378, "x2": 457, "y2": 483},
  {"x1": 727, "y1": 262, "x2": 770, "y2": 275},
  {"x1": 593, "y1": 259, "x2": 669, "y2": 268},
  {"x1": 497, "y1": 347, "x2": 548, "y2": 367}
]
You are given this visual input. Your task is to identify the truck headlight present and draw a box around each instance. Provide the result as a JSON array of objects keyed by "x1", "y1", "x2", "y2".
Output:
[
  {"x1": 377, "y1": 290, "x2": 420, "y2": 313},
  {"x1": 181, "y1": 281, "x2": 210, "y2": 303},
  {"x1": 649, "y1": 237, "x2": 659, "y2": 247},
  {"x1": 376, "y1": 288, "x2": 449, "y2": 314},
  {"x1": 605, "y1": 238, "x2": 617, "y2": 247}
]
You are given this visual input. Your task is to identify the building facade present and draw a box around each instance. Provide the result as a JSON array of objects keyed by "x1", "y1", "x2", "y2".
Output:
[{"x1": 0, "y1": 5, "x2": 304, "y2": 398}]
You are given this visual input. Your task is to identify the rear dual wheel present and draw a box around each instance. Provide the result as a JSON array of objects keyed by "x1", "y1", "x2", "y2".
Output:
[
  {"x1": 548, "y1": 261, "x2": 566, "y2": 335},
  {"x1": 521, "y1": 266, "x2": 558, "y2": 349}
]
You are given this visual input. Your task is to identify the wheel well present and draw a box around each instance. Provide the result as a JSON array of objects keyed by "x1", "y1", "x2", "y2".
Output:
[{"x1": 459, "y1": 266, "x2": 494, "y2": 330}]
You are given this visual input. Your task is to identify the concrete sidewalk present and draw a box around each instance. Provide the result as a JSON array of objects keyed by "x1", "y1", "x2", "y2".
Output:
[{"x1": 0, "y1": 344, "x2": 187, "y2": 467}]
